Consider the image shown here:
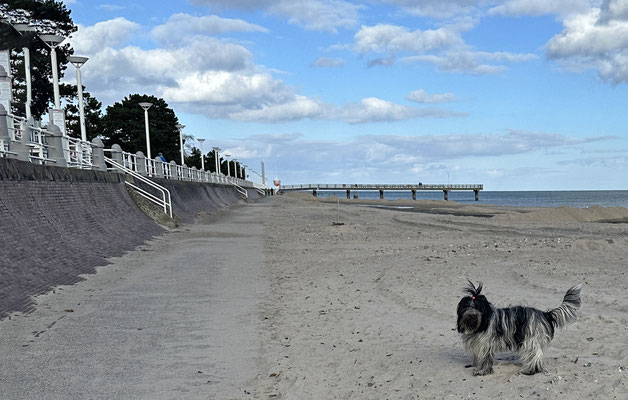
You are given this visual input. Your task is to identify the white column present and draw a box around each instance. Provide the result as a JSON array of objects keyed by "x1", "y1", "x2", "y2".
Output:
[
  {"x1": 139, "y1": 102, "x2": 153, "y2": 160},
  {"x1": 198, "y1": 138, "x2": 205, "y2": 171},
  {"x1": 23, "y1": 47, "x2": 32, "y2": 122},
  {"x1": 176, "y1": 124, "x2": 185, "y2": 165},
  {"x1": 69, "y1": 56, "x2": 89, "y2": 142}
]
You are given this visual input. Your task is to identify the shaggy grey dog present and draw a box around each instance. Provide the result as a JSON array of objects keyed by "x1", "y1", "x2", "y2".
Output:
[{"x1": 456, "y1": 281, "x2": 582, "y2": 375}]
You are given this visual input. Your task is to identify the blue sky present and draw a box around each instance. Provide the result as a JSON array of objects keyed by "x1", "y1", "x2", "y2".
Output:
[{"x1": 62, "y1": 0, "x2": 628, "y2": 189}]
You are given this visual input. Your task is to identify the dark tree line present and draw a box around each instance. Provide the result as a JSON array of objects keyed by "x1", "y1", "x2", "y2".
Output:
[{"x1": 185, "y1": 148, "x2": 245, "y2": 178}]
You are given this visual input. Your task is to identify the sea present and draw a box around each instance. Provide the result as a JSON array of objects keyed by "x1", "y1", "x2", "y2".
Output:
[{"x1": 312, "y1": 190, "x2": 628, "y2": 208}]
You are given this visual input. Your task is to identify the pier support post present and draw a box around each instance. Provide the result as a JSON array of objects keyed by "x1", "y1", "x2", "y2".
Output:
[
  {"x1": 313, "y1": 189, "x2": 317, "y2": 197},
  {"x1": 379, "y1": 189, "x2": 384, "y2": 200},
  {"x1": 346, "y1": 189, "x2": 350, "y2": 199},
  {"x1": 412, "y1": 189, "x2": 416, "y2": 200},
  {"x1": 443, "y1": 190, "x2": 449, "y2": 201},
  {"x1": 474, "y1": 190, "x2": 479, "y2": 201}
]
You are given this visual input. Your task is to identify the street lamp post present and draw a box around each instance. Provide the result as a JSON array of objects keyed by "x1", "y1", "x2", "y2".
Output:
[
  {"x1": 12, "y1": 23, "x2": 35, "y2": 123},
  {"x1": 138, "y1": 102, "x2": 153, "y2": 160},
  {"x1": 212, "y1": 146, "x2": 220, "y2": 174},
  {"x1": 197, "y1": 138, "x2": 205, "y2": 171},
  {"x1": 225, "y1": 154, "x2": 231, "y2": 178},
  {"x1": 67, "y1": 56, "x2": 89, "y2": 141},
  {"x1": 38, "y1": 34, "x2": 65, "y2": 110},
  {"x1": 176, "y1": 123, "x2": 185, "y2": 165}
]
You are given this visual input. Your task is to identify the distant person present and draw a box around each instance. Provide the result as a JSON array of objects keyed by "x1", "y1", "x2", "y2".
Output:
[{"x1": 158, "y1": 152, "x2": 166, "y2": 162}]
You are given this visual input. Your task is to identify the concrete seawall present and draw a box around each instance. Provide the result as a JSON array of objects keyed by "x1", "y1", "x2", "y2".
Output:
[
  {"x1": 147, "y1": 177, "x2": 261, "y2": 224},
  {"x1": 0, "y1": 158, "x2": 260, "y2": 318}
]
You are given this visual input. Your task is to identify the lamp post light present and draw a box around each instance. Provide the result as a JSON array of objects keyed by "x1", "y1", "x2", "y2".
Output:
[
  {"x1": 38, "y1": 34, "x2": 65, "y2": 110},
  {"x1": 12, "y1": 23, "x2": 35, "y2": 123},
  {"x1": 67, "y1": 56, "x2": 89, "y2": 141},
  {"x1": 138, "y1": 102, "x2": 153, "y2": 160},
  {"x1": 176, "y1": 123, "x2": 185, "y2": 166},
  {"x1": 225, "y1": 154, "x2": 231, "y2": 178},
  {"x1": 212, "y1": 146, "x2": 220, "y2": 174},
  {"x1": 197, "y1": 138, "x2": 205, "y2": 171}
]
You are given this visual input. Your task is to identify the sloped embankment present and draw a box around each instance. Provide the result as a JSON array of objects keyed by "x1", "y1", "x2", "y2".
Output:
[{"x1": 0, "y1": 158, "x2": 165, "y2": 318}]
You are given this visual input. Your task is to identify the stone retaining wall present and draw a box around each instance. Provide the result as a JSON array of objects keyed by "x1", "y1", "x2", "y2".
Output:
[{"x1": 0, "y1": 158, "x2": 260, "y2": 318}]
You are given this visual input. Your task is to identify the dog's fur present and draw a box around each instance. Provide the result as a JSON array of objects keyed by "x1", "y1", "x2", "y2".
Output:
[{"x1": 456, "y1": 281, "x2": 582, "y2": 375}]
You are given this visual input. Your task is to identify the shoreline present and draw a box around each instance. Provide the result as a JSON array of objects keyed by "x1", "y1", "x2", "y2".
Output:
[{"x1": 314, "y1": 193, "x2": 628, "y2": 222}]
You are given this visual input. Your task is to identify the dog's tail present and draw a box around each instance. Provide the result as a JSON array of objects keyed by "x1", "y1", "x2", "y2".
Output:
[{"x1": 546, "y1": 284, "x2": 582, "y2": 329}]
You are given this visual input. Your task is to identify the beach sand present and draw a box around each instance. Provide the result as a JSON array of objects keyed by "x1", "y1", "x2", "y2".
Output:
[
  {"x1": 250, "y1": 193, "x2": 627, "y2": 399},
  {"x1": 1, "y1": 193, "x2": 626, "y2": 399}
]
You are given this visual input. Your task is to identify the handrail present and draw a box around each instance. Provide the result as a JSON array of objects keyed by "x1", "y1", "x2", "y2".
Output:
[
  {"x1": 104, "y1": 156, "x2": 173, "y2": 218},
  {"x1": 233, "y1": 182, "x2": 248, "y2": 199}
]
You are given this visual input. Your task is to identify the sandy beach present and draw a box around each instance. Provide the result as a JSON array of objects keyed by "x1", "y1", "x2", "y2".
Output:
[
  {"x1": 1, "y1": 193, "x2": 627, "y2": 399},
  {"x1": 250, "y1": 193, "x2": 627, "y2": 399}
]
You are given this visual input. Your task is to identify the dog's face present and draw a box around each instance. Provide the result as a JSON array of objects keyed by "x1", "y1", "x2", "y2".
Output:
[{"x1": 456, "y1": 281, "x2": 493, "y2": 334}]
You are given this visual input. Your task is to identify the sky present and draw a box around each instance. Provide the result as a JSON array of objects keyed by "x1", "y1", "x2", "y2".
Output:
[{"x1": 59, "y1": 0, "x2": 628, "y2": 190}]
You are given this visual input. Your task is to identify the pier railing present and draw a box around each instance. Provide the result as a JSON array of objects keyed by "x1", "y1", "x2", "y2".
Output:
[
  {"x1": 279, "y1": 183, "x2": 484, "y2": 201},
  {"x1": 280, "y1": 183, "x2": 483, "y2": 190}
]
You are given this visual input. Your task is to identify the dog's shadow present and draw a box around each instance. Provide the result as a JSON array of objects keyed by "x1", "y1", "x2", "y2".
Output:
[{"x1": 449, "y1": 349, "x2": 524, "y2": 375}]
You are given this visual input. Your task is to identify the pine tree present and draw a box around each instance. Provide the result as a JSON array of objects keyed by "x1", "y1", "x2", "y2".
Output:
[{"x1": 101, "y1": 94, "x2": 181, "y2": 162}]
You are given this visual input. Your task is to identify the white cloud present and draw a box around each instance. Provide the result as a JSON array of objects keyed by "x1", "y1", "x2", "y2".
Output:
[
  {"x1": 69, "y1": 17, "x2": 140, "y2": 54},
  {"x1": 229, "y1": 96, "x2": 328, "y2": 122},
  {"x1": 334, "y1": 97, "x2": 466, "y2": 124},
  {"x1": 190, "y1": 0, "x2": 361, "y2": 32},
  {"x1": 407, "y1": 89, "x2": 457, "y2": 103},
  {"x1": 211, "y1": 130, "x2": 613, "y2": 184},
  {"x1": 546, "y1": 0, "x2": 628, "y2": 84},
  {"x1": 69, "y1": 16, "x2": 468, "y2": 124},
  {"x1": 488, "y1": 0, "x2": 591, "y2": 17},
  {"x1": 310, "y1": 56, "x2": 345, "y2": 67},
  {"x1": 99, "y1": 4, "x2": 125, "y2": 11},
  {"x1": 353, "y1": 23, "x2": 537, "y2": 73},
  {"x1": 152, "y1": 13, "x2": 267, "y2": 46},
  {"x1": 354, "y1": 24, "x2": 464, "y2": 54},
  {"x1": 381, "y1": 0, "x2": 491, "y2": 19},
  {"x1": 227, "y1": 96, "x2": 465, "y2": 123}
]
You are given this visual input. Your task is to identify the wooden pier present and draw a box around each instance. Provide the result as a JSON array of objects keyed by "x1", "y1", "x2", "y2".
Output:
[{"x1": 279, "y1": 184, "x2": 483, "y2": 201}]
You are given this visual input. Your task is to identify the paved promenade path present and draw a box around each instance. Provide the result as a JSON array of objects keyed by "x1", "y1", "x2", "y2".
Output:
[{"x1": 0, "y1": 202, "x2": 270, "y2": 400}]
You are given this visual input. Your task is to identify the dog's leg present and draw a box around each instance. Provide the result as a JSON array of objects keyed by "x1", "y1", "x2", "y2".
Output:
[
  {"x1": 472, "y1": 349, "x2": 494, "y2": 376},
  {"x1": 519, "y1": 339, "x2": 545, "y2": 375}
]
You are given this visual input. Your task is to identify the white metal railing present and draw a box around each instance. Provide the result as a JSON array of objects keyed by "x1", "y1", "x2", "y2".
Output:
[
  {"x1": 27, "y1": 125, "x2": 52, "y2": 164},
  {"x1": 66, "y1": 136, "x2": 93, "y2": 169},
  {"x1": 111, "y1": 150, "x2": 259, "y2": 190},
  {"x1": 0, "y1": 138, "x2": 16, "y2": 157},
  {"x1": 280, "y1": 183, "x2": 484, "y2": 190},
  {"x1": 5, "y1": 114, "x2": 57, "y2": 164},
  {"x1": 104, "y1": 156, "x2": 173, "y2": 218},
  {"x1": 233, "y1": 183, "x2": 248, "y2": 199}
]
